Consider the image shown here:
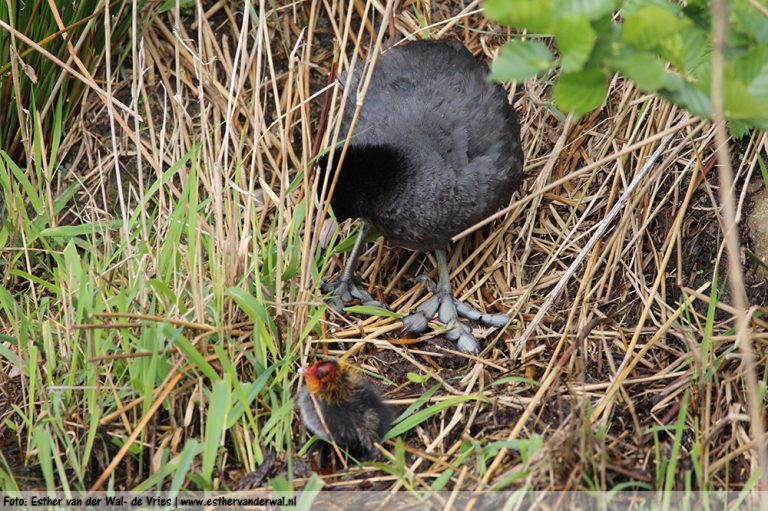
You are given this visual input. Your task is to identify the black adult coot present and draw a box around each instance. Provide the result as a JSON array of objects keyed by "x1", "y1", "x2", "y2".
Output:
[{"x1": 318, "y1": 39, "x2": 524, "y2": 353}]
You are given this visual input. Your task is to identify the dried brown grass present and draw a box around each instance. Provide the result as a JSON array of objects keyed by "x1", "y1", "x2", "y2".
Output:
[{"x1": 6, "y1": 0, "x2": 768, "y2": 493}]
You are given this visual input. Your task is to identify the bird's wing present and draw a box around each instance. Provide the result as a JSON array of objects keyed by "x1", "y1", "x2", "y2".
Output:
[
  {"x1": 354, "y1": 422, "x2": 377, "y2": 456},
  {"x1": 337, "y1": 40, "x2": 485, "y2": 170}
]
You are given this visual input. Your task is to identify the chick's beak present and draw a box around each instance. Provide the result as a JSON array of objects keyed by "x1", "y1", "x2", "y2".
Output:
[{"x1": 298, "y1": 367, "x2": 308, "y2": 377}]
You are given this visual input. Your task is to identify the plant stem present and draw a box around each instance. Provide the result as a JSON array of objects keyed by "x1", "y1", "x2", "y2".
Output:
[{"x1": 711, "y1": 0, "x2": 768, "y2": 496}]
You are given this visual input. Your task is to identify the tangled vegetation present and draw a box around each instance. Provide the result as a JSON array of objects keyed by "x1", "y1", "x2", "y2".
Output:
[{"x1": 1, "y1": 0, "x2": 767, "y2": 499}]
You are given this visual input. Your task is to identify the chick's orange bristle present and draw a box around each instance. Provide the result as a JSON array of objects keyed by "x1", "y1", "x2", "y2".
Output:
[{"x1": 300, "y1": 360, "x2": 356, "y2": 402}]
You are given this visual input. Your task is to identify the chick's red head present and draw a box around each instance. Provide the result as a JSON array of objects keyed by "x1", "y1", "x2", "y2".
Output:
[
  {"x1": 299, "y1": 360, "x2": 339, "y2": 390},
  {"x1": 299, "y1": 360, "x2": 355, "y2": 401}
]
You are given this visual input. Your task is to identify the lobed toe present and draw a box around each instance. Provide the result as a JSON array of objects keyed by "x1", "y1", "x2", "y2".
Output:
[
  {"x1": 480, "y1": 313, "x2": 509, "y2": 328},
  {"x1": 456, "y1": 332, "x2": 480, "y2": 354},
  {"x1": 438, "y1": 295, "x2": 458, "y2": 324},
  {"x1": 416, "y1": 294, "x2": 440, "y2": 319},
  {"x1": 402, "y1": 311, "x2": 429, "y2": 333}
]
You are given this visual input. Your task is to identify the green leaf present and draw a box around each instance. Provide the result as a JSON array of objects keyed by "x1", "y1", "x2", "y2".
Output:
[
  {"x1": 682, "y1": 0, "x2": 710, "y2": 27},
  {"x1": 1, "y1": 152, "x2": 42, "y2": 215},
  {"x1": 392, "y1": 383, "x2": 441, "y2": 425},
  {"x1": 37, "y1": 220, "x2": 123, "y2": 239},
  {"x1": 735, "y1": 46, "x2": 768, "y2": 111},
  {"x1": 552, "y1": 0, "x2": 616, "y2": 20},
  {"x1": 724, "y1": 76, "x2": 763, "y2": 120},
  {"x1": 296, "y1": 476, "x2": 325, "y2": 511},
  {"x1": 226, "y1": 364, "x2": 276, "y2": 427},
  {"x1": 679, "y1": 84, "x2": 713, "y2": 118},
  {"x1": 621, "y1": 0, "x2": 679, "y2": 17},
  {"x1": 383, "y1": 395, "x2": 485, "y2": 441},
  {"x1": 343, "y1": 305, "x2": 402, "y2": 318},
  {"x1": 48, "y1": 98, "x2": 63, "y2": 174},
  {"x1": 132, "y1": 439, "x2": 203, "y2": 492},
  {"x1": 660, "y1": 71, "x2": 686, "y2": 92},
  {"x1": 659, "y1": 33, "x2": 686, "y2": 71},
  {"x1": 169, "y1": 440, "x2": 203, "y2": 494},
  {"x1": 489, "y1": 41, "x2": 555, "y2": 82},
  {"x1": 555, "y1": 15, "x2": 597, "y2": 72},
  {"x1": 333, "y1": 225, "x2": 379, "y2": 253},
  {"x1": 759, "y1": 153, "x2": 768, "y2": 190},
  {"x1": 662, "y1": 392, "x2": 688, "y2": 500},
  {"x1": 170, "y1": 328, "x2": 220, "y2": 381},
  {"x1": 728, "y1": 120, "x2": 752, "y2": 140},
  {"x1": 750, "y1": 70, "x2": 768, "y2": 109},
  {"x1": 483, "y1": 0, "x2": 554, "y2": 32},
  {"x1": 582, "y1": 14, "x2": 617, "y2": 68},
  {"x1": 202, "y1": 377, "x2": 231, "y2": 482},
  {"x1": 735, "y1": 46, "x2": 768, "y2": 83},
  {"x1": 733, "y1": 1, "x2": 768, "y2": 44},
  {"x1": 553, "y1": 69, "x2": 608, "y2": 117},
  {"x1": 681, "y1": 27, "x2": 710, "y2": 74},
  {"x1": 658, "y1": 80, "x2": 711, "y2": 118},
  {"x1": 62, "y1": 240, "x2": 82, "y2": 294},
  {"x1": 610, "y1": 52, "x2": 666, "y2": 91},
  {"x1": 34, "y1": 424, "x2": 55, "y2": 491},
  {"x1": 622, "y1": 5, "x2": 691, "y2": 50},
  {"x1": 432, "y1": 469, "x2": 454, "y2": 491},
  {"x1": 51, "y1": 183, "x2": 82, "y2": 217},
  {"x1": 158, "y1": 0, "x2": 194, "y2": 13},
  {"x1": 226, "y1": 286, "x2": 278, "y2": 336},
  {"x1": 406, "y1": 371, "x2": 432, "y2": 384}
]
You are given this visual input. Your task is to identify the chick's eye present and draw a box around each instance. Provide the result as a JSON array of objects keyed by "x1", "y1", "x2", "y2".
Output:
[{"x1": 315, "y1": 362, "x2": 335, "y2": 380}]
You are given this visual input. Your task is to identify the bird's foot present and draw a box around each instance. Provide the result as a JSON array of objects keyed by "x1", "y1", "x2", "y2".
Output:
[
  {"x1": 308, "y1": 441, "x2": 336, "y2": 473},
  {"x1": 402, "y1": 277, "x2": 509, "y2": 354},
  {"x1": 321, "y1": 278, "x2": 386, "y2": 313}
]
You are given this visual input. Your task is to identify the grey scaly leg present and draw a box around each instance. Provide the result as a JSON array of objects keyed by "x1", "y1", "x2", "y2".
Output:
[
  {"x1": 321, "y1": 221, "x2": 385, "y2": 312},
  {"x1": 402, "y1": 249, "x2": 509, "y2": 354}
]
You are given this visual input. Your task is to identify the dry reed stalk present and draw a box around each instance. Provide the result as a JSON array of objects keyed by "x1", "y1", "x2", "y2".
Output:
[{"x1": 11, "y1": 0, "x2": 764, "y2": 494}]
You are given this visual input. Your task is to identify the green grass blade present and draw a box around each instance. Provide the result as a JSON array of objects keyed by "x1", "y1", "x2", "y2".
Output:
[{"x1": 202, "y1": 377, "x2": 232, "y2": 484}]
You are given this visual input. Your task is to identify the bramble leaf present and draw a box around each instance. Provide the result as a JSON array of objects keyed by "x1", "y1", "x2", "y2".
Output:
[
  {"x1": 659, "y1": 33, "x2": 686, "y2": 71},
  {"x1": 732, "y1": 0, "x2": 768, "y2": 44},
  {"x1": 486, "y1": 0, "x2": 767, "y2": 129},
  {"x1": 728, "y1": 120, "x2": 752, "y2": 139},
  {"x1": 622, "y1": 0, "x2": 679, "y2": 17},
  {"x1": 609, "y1": 52, "x2": 666, "y2": 91},
  {"x1": 555, "y1": 15, "x2": 597, "y2": 72},
  {"x1": 552, "y1": 0, "x2": 617, "y2": 20},
  {"x1": 735, "y1": 46, "x2": 768, "y2": 108},
  {"x1": 553, "y1": 69, "x2": 608, "y2": 117},
  {"x1": 724, "y1": 76, "x2": 763, "y2": 120},
  {"x1": 658, "y1": 80, "x2": 711, "y2": 118},
  {"x1": 489, "y1": 41, "x2": 555, "y2": 82},
  {"x1": 681, "y1": 27, "x2": 710, "y2": 73},
  {"x1": 622, "y1": 5, "x2": 691, "y2": 50},
  {"x1": 484, "y1": 0, "x2": 554, "y2": 32}
]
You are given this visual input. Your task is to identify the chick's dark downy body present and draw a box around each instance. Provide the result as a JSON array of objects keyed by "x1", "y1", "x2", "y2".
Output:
[
  {"x1": 298, "y1": 361, "x2": 394, "y2": 464},
  {"x1": 324, "y1": 39, "x2": 524, "y2": 251},
  {"x1": 319, "y1": 40, "x2": 525, "y2": 353}
]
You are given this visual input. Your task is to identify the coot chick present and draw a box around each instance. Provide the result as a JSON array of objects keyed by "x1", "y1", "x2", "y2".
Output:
[
  {"x1": 318, "y1": 39, "x2": 524, "y2": 353},
  {"x1": 297, "y1": 359, "x2": 394, "y2": 467}
]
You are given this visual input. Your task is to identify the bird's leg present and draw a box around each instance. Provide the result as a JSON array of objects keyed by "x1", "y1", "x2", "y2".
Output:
[
  {"x1": 308, "y1": 441, "x2": 334, "y2": 472},
  {"x1": 321, "y1": 221, "x2": 385, "y2": 312},
  {"x1": 402, "y1": 249, "x2": 509, "y2": 354}
]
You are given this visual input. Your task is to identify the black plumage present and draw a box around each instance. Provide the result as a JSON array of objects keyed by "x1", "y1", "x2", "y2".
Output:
[
  {"x1": 318, "y1": 39, "x2": 525, "y2": 353},
  {"x1": 297, "y1": 360, "x2": 394, "y2": 467}
]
